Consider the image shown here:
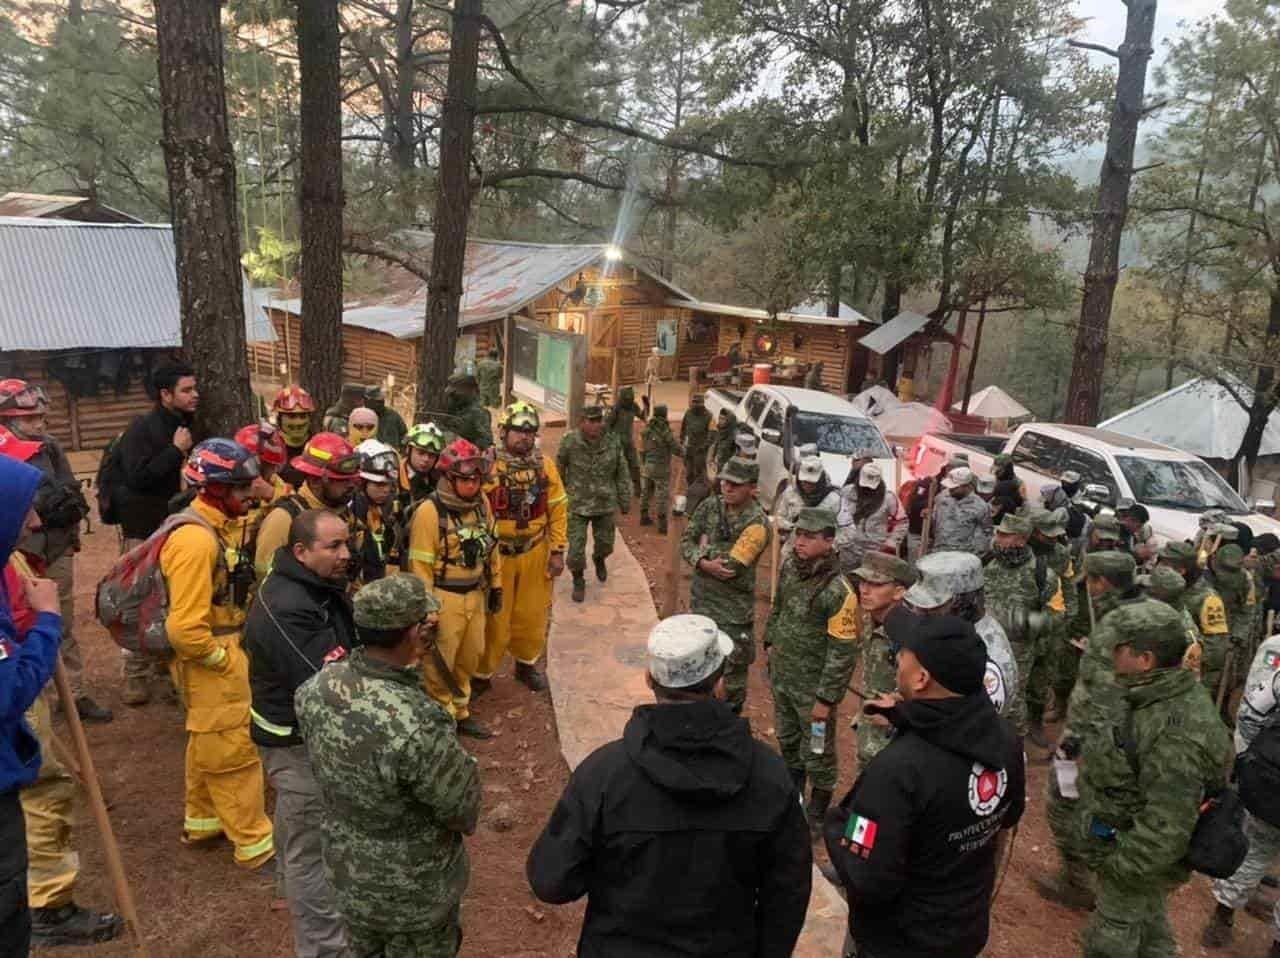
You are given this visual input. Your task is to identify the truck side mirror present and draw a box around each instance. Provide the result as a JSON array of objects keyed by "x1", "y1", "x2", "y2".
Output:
[
  {"x1": 761, "y1": 428, "x2": 782, "y2": 446},
  {"x1": 1081, "y1": 483, "x2": 1112, "y2": 505}
]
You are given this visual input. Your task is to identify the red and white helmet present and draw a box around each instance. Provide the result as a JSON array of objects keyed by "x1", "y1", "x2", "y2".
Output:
[
  {"x1": 235, "y1": 422, "x2": 287, "y2": 467},
  {"x1": 290, "y1": 432, "x2": 360, "y2": 480},
  {"x1": 437, "y1": 438, "x2": 489, "y2": 478},
  {"x1": 271, "y1": 385, "x2": 316, "y2": 414},
  {"x1": 0, "y1": 379, "x2": 49, "y2": 419}
]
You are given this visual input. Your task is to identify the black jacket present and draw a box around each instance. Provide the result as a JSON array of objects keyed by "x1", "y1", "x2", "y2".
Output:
[
  {"x1": 244, "y1": 547, "x2": 355, "y2": 748},
  {"x1": 824, "y1": 693, "x2": 1025, "y2": 958},
  {"x1": 527, "y1": 699, "x2": 811, "y2": 957},
  {"x1": 118, "y1": 405, "x2": 194, "y2": 539}
]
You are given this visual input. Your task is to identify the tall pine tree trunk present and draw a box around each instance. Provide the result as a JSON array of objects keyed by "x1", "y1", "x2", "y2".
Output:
[
  {"x1": 155, "y1": 0, "x2": 252, "y2": 438},
  {"x1": 417, "y1": 0, "x2": 482, "y2": 417},
  {"x1": 297, "y1": 0, "x2": 345, "y2": 421},
  {"x1": 1064, "y1": 0, "x2": 1157, "y2": 425},
  {"x1": 1229, "y1": 288, "x2": 1280, "y2": 483}
]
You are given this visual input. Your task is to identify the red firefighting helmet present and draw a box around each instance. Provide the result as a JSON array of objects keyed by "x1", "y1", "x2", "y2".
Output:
[
  {"x1": 271, "y1": 384, "x2": 316, "y2": 414},
  {"x1": 234, "y1": 422, "x2": 288, "y2": 467},
  {"x1": 437, "y1": 438, "x2": 489, "y2": 478},
  {"x1": 0, "y1": 379, "x2": 49, "y2": 418},
  {"x1": 290, "y1": 432, "x2": 360, "y2": 480}
]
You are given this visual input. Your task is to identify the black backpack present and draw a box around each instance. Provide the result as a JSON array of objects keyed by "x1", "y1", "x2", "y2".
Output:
[
  {"x1": 94, "y1": 432, "x2": 127, "y2": 526},
  {"x1": 1236, "y1": 719, "x2": 1280, "y2": 828}
]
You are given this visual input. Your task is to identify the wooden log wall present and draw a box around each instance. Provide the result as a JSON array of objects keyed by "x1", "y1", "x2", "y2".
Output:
[{"x1": 714, "y1": 317, "x2": 851, "y2": 392}]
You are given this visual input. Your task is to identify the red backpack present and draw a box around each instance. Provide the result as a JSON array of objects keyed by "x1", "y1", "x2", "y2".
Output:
[{"x1": 95, "y1": 510, "x2": 223, "y2": 655}]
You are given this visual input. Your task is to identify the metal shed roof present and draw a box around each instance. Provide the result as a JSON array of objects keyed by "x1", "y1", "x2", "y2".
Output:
[
  {"x1": 0, "y1": 192, "x2": 141, "y2": 223},
  {"x1": 0, "y1": 217, "x2": 274, "y2": 351},
  {"x1": 669, "y1": 298, "x2": 873, "y2": 328},
  {"x1": 1099, "y1": 376, "x2": 1280, "y2": 459},
  {"x1": 857, "y1": 310, "x2": 931, "y2": 354}
]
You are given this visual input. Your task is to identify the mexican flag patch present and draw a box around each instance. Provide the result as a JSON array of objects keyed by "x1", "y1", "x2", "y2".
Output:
[{"x1": 843, "y1": 814, "x2": 878, "y2": 858}]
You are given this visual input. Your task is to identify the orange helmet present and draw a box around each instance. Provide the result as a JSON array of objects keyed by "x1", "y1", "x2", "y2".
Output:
[
  {"x1": 437, "y1": 438, "x2": 489, "y2": 477},
  {"x1": 0, "y1": 379, "x2": 48, "y2": 418},
  {"x1": 271, "y1": 385, "x2": 315, "y2": 414},
  {"x1": 235, "y1": 422, "x2": 288, "y2": 467},
  {"x1": 290, "y1": 432, "x2": 360, "y2": 480}
]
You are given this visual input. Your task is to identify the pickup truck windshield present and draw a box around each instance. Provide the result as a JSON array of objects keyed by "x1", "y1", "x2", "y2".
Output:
[
  {"x1": 1115, "y1": 456, "x2": 1250, "y2": 514},
  {"x1": 792, "y1": 412, "x2": 891, "y2": 458}
]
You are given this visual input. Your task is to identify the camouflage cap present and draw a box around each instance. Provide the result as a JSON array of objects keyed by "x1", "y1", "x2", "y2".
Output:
[
  {"x1": 582, "y1": 404, "x2": 605, "y2": 421},
  {"x1": 690, "y1": 393, "x2": 705, "y2": 406},
  {"x1": 653, "y1": 404, "x2": 669, "y2": 420},
  {"x1": 1030, "y1": 507, "x2": 1067, "y2": 538},
  {"x1": 447, "y1": 372, "x2": 478, "y2": 389},
  {"x1": 1159, "y1": 540, "x2": 1198, "y2": 567},
  {"x1": 904, "y1": 579, "x2": 952, "y2": 611},
  {"x1": 916, "y1": 551, "x2": 983, "y2": 595},
  {"x1": 794, "y1": 506, "x2": 837, "y2": 535},
  {"x1": 853, "y1": 551, "x2": 916, "y2": 586},
  {"x1": 1145, "y1": 565, "x2": 1187, "y2": 602},
  {"x1": 734, "y1": 433, "x2": 758, "y2": 455},
  {"x1": 353, "y1": 574, "x2": 439, "y2": 630},
  {"x1": 995, "y1": 513, "x2": 1032, "y2": 536},
  {"x1": 947, "y1": 452, "x2": 971, "y2": 468},
  {"x1": 976, "y1": 475, "x2": 996, "y2": 495},
  {"x1": 1110, "y1": 600, "x2": 1189, "y2": 662},
  {"x1": 1091, "y1": 513, "x2": 1123, "y2": 541},
  {"x1": 943, "y1": 466, "x2": 976, "y2": 489},
  {"x1": 619, "y1": 385, "x2": 635, "y2": 400},
  {"x1": 797, "y1": 458, "x2": 825, "y2": 483},
  {"x1": 647, "y1": 614, "x2": 734, "y2": 688},
  {"x1": 994, "y1": 453, "x2": 1014, "y2": 468},
  {"x1": 718, "y1": 456, "x2": 759, "y2": 485},
  {"x1": 1210, "y1": 523, "x2": 1240, "y2": 542},
  {"x1": 1199, "y1": 509, "x2": 1228, "y2": 529},
  {"x1": 1214, "y1": 543, "x2": 1245, "y2": 571},
  {"x1": 1084, "y1": 550, "x2": 1136, "y2": 581}
]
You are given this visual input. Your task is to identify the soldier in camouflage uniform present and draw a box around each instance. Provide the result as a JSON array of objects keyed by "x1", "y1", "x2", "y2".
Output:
[
  {"x1": 475, "y1": 348, "x2": 503, "y2": 408},
  {"x1": 1143, "y1": 566, "x2": 1204, "y2": 675},
  {"x1": 927, "y1": 466, "x2": 992, "y2": 556},
  {"x1": 322, "y1": 382, "x2": 366, "y2": 436},
  {"x1": 1078, "y1": 601, "x2": 1231, "y2": 958},
  {"x1": 296, "y1": 574, "x2": 480, "y2": 958},
  {"x1": 984, "y1": 513, "x2": 1065, "y2": 745},
  {"x1": 712, "y1": 409, "x2": 739, "y2": 472},
  {"x1": 848, "y1": 551, "x2": 916, "y2": 767},
  {"x1": 1037, "y1": 551, "x2": 1139, "y2": 911},
  {"x1": 680, "y1": 457, "x2": 770, "y2": 712},
  {"x1": 764, "y1": 507, "x2": 861, "y2": 831},
  {"x1": 680, "y1": 394, "x2": 713, "y2": 484},
  {"x1": 607, "y1": 385, "x2": 645, "y2": 497},
  {"x1": 444, "y1": 374, "x2": 493, "y2": 450},
  {"x1": 557, "y1": 405, "x2": 631, "y2": 603},
  {"x1": 1026, "y1": 507, "x2": 1078, "y2": 746},
  {"x1": 1158, "y1": 541, "x2": 1231, "y2": 696},
  {"x1": 1209, "y1": 544, "x2": 1258, "y2": 693},
  {"x1": 1056, "y1": 515, "x2": 1127, "y2": 711},
  {"x1": 639, "y1": 405, "x2": 680, "y2": 534}
]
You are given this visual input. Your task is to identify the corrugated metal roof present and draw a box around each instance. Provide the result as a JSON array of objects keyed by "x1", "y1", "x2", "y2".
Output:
[
  {"x1": 788, "y1": 299, "x2": 872, "y2": 324},
  {"x1": 0, "y1": 217, "x2": 274, "y2": 351},
  {"x1": 857, "y1": 310, "x2": 931, "y2": 354},
  {"x1": 0, "y1": 192, "x2": 141, "y2": 223},
  {"x1": 669, "y1": 298, "x2": 872, "y2": 328}
]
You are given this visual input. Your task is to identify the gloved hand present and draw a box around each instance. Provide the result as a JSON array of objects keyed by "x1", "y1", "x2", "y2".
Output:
[{"x1": 487, "y1": 588, "x2": 503, "y2": 615}]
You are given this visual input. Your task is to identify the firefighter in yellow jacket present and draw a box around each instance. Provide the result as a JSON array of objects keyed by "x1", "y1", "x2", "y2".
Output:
[
  {"x1": 408, "y1": 438, "x2": 502, "y2": 739},
  {"x1": 475, "y1": 402, "x2": 568, "y2": 695},
  {"x1": 162, "y1": 439, "x2": 274, "y2": 868}
]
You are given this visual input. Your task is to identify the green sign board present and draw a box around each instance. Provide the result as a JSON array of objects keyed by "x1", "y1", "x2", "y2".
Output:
[{"x1": 536, "y1": 333, "x2": 572, "y2": 397}]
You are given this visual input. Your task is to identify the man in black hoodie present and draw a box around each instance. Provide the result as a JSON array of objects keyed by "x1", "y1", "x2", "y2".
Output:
[
  {"x1": 527, "y1": 613, "x2": 812, "y2": 957},
  {"x1": 244, "y1": 508, "x2": 356, "y2": 957},
  {"x1": 825, "y1": 612, "x2": 1025, "y2": 958}
]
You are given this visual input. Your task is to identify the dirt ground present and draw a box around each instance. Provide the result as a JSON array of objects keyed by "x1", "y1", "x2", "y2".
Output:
[{"x1": 36, "y1": 425, "x2": 1274, "y2": 957}]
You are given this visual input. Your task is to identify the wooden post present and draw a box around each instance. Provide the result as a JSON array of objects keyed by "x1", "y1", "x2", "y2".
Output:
[
  {"x1": 67, "y1": 392, "x2": 82, "y2": 453},
  {"x1": 662, "y1": 458, "x2": 685, "y2": 618},
  {"x1": 610, "y1": 348, "x2": 620, "y2": 404},
  {"x1": 501, "y1": 313, "x2": 514, "y2": 408},
  {"x1": 768, "y1": 516, "x2": 782, "y2": 603},
  {"x1": 53, "y1": 659, "x2": 148, "y2": 956}
]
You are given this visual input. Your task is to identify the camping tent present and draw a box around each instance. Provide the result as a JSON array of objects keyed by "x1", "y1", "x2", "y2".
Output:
[
  {"x1": 953, "y1": 385, "x2": 1030, "y2": 420},
  {"x1": 852, "y1": 385, "x2": 952, "y2": 443}
]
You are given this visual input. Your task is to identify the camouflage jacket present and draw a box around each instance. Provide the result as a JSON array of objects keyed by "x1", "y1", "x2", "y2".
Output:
[
  {"x1": 681, "y1": 494, "x2": 770, "y2": 626},
  {"x1": 1063, "y1": 589, "x2": 1130, "y2": 751},
  {"x1": 928, "y1": 491, "x2": 992, "y2": 555},
  {"x1": 295, "y1": 649, "x2": 480, "y2": 932},
  {"x1": 446, "y1": 394, "x2": 493, "y2": 450},
  {"x1": 1041, "y1": 540, "x2": 1079, "y2": 622},
  {"x1": 680, "y1": 407, "x2": 713, "y2": 456},
  {"x1": 606, "y1": 399, "x2": 644, "y2": 449},
  {"x1": 713, "y1": 422, "x2": 739, "y2": 470},
  {"x1": 764, "y1": 555, "x2": 860, "y2": 704},
  {"x1": 1083, "y1": 667, "x2": 1231, "y2": 885},
  {"x1": 556, "y1": 429, "x2": 631, "y2": 516},
  {"x1": 640, "y1": 419, "x2": 681, "y2": 478},
  {"x1": 975, "y1": 614, "x2": 1019, "y2": 719},
  {"x1": 475, "y1": 358, "x2": 503, "y2": 398},
  {"x1": 861, "y1": 618, "x2": 897, "y2": 697},
  {"x1": 984, "y1": 550, "x2": 1064, "y2": 645},
  {"x1": 1208, "y1": 568, "x2": 1257, "y2": 651}
]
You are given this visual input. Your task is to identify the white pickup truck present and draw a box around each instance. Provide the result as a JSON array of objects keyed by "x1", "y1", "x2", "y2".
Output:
[
  {"x1": 907, "y1": 422, "x2": 1280, "y2": 544},
  {"x1": 703, "y1": 384, "x2": 900, "y2": 508}
]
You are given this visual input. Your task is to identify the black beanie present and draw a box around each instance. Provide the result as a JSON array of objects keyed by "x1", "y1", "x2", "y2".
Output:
[{"x1": 888, "y1": 612, "x2": 987, "y2": 696}]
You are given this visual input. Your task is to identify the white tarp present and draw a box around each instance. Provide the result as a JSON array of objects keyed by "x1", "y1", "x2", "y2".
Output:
[
  {"x1": 954, "y1": 384, "x2": 1030, "y2": 419},
  {"x1": 1099, "y1": 376, "x2": 1280, "y2": 460},
  {"x1": 852, "y1": 386, "x2": 951, "y2": 440}
]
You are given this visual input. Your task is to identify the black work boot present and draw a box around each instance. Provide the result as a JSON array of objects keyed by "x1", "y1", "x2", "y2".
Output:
[
  {"x1": 1269, "y1": 940, "x2": 1280, "y2": 958},
  {"x1": 594, "y1": 556, "x2": 608, "y2": 582},
  {"x1": 1032, "y1": 860, "x2": 1095, "y2": 911},
  {"x1": 1201, "y1": 903, "x2": 1235, "y2": 948},
  {"x1": 639, "y1": 510, "x2": 652, "y2": 526},
  {"x1": 470, "y1": 677, "x2": 492, "y2": 699},
  {"x1": 657, "y1": 515, "x2": 668, "y2": 536},
  {"x1": 515, "y1": 662, "x2": 548, "y2": 692},
  {"x1": 806, "y1": 788, "x2": 833, "y2": 836},
  {"x1": 31, "y1": 903, "x2": 124, "y2": 946},
  {"x1": 74, "y1": 695, "x2": 114, "y2": 724},
  {"x1": 456, "y1": 716, "x2": 494, "y2": 740},
  {"x1": 571, "y1": 574, "x2": 586, "y2": 603},
  {"x1": 788, "y1": 767, "x2": 807, "y2": 795}
]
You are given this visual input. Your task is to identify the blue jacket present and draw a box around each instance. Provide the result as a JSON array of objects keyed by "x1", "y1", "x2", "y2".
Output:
[{"x1": 0, "y1": 454, "x2": 61, "y2": 795}]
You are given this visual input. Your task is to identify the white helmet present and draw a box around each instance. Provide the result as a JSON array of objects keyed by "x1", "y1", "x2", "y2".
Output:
[{"x1": 356, "y1": 439, "x2": 398, "y2": 483}]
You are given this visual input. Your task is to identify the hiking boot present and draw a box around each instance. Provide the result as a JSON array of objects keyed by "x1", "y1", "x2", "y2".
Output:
[
  {"x1": 30, "y1": 903, "x2": 124, "y2": 946},
  {"x1": 470, "y1": 677, "x2": 492, "y2": 699},
  {"x1": 1032, "y1": 864, "x2": 1095, "y2": 911},
  {"x1": 639, "y1": 511, "x2": 652, "y2": 526},
  {"x1": 657, "y1": 516, "x2": 668, "y2": 536},
  {"x1": 1202, "y1": 903, "x2": 1235, "y2": 948},
  {"x1": 788, "y1": 767, "x2": 807, "y2": 795},
  {"x1": 1248, "y1": 891, "x2": 1275, "y2": 922},
  {"x1": 1026, "y1": 720, "x2": 1051, "y2": 749},
  {"x1": 571, "y1": 574, "x2": 585, "y2": 603},
  {"x1": 1270, "y1": 940, "x2": 1280, "y2": 958},
  {"x1": 806, "y1": 788, "x2": 833, "y2": 836},
  {"x1": 122, "y1": 675, "x2": 150, "y2": 706},
  {"x1": 515, "y1": 662, "x2": 548, "y2": 692},
  {"x1": 456, "y1": 716, "x2": 494, "y2": 740},
  {"x1": 237, "y1": 846, "x2": 276, "y2": 871},
  {"x1": 594, "y1": 557, "x2": 608, "y2": 582},
  {"x1": 75, "y1": 695, "x2": 114, "y2": 724}
]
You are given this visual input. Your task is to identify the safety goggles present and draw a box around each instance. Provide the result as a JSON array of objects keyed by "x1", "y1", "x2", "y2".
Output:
[
  {"x1": 275, "y1": 390, "x2": 311, "y2": 412},
  {"x1": 449, "y1": 458, "x2": 491, "y2": 479},
  {"x1": 1, "y1": 384, "x2": 48, "y2": 411},
  {"x1": 306, "y1": 444, "x2": 362, "y2": 477},
  {"x1": 362, "y1": 451, "x2": 399, "y2": 476}
]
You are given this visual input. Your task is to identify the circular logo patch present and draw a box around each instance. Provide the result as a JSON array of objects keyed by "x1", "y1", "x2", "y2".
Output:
[
  {"x1": 968, "y1": 762, "x2": 1007, "y2": 817},
  {"x1": 983, "y1": 661, "x2": 1007, "y2": 713}
]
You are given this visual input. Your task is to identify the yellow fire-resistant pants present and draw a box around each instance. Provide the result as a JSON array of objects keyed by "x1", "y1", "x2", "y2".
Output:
[
  {"x1": 422, "y1": 587, "x2": 485, "y2": 721},
  {"x1": 478, "y1": 541, "x2": 552, "y2": 679},
  {"x1": 21, "y1": 692, "x2": 77, "y2": 908},
  {"x1": 182, "y1": 727, "x2": 275, "y2": 868}
]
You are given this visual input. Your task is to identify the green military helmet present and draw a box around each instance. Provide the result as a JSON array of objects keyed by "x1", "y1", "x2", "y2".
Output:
[
  {"x1": 1159, "y1": 540, "x2": 1198, "y2": 568},
  {"x1": 794, "y1": 506, "x2": 837, "y2": 535},
  {"x1": 652, "y1": 404, "x2": 669, "y2": 421},
  {"x1": 853, "y1": 550, "x2": 917, "y2": 586},
  {"x1": 581, "y1": 404, "x2": 605, "y2": 421},
  {"x1": 717, "y1": 456, "x2": 759, "y2": 486},
  {"x1": 995, "y1": 513, "x2": 1032, "y2": 537},
  {"x1": 1030, "y1": 506, "x2": 1067, "y2": 538},
  {"x1": 1090, "y1": 513, "x2": 1124, "y2": 542},
  {"x1": 1109, "y1": 600, "x2": 1189, "y2": 663},
  {"x1": 353, "y1": 574, "x2": 440, "y2": 631},
  {"x1": 1084, "y1": 549, "x2": 1136, "y2": 583},
  {"x1": 1214, "y1": 543, "x2": 1245, "y2": 571},
  {"x1": 619, "y1": 385, "x2": 635, "y2": 401},
  {"x1": 1145, "y1": 565, "x2": 1187, "y2": 603}
]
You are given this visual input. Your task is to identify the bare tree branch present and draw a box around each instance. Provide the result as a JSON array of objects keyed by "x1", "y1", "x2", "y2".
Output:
[
  {"x1": 1066, "y1": 39, "x2": 1120, "y2": 58},
  {"x1": 342, "y1": 232, "x2": 430, "y2": 280}
]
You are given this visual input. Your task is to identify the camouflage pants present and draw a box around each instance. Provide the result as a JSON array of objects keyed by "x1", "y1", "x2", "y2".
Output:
[
  {"x1": 621, "y1": 442, "x2": 640, "y2": 487},
  {"x1": 770, "y1": 665, "x2": 839, "y2": 790},
  {"x1": 1052, "y1": 640, "x2": 1082, "y2": 719},
  {"x1": 1200, "y1": 635, "x2": 1230, "y2": 698},
  {"x1": 1213, "y1": 811, "x2": 1280, "y2": 934},
  {"x1": 1026, "y1": 628, "x2": 1060, "y2": 726},
  {"x1": 1081, "y1": 872, "x2": 1177, "y2": 958},
  {"x1": 683, "y1": 447, "x2": 708, "y2": 486},
  {"x1": 1006, "y1": 638, "x2": 1034, "y2": 735},
  {"x1": 1045, "y1": 766, "x2": 1090, "y2": 873},
  {"x1": 856, "y1": 635, "x2": 896, "y2": 768},
  {"x1": 691, "y1": 617, "x2": 753, "y2": 712},
  {"x1": 566, "y1": 512, "x2": 616, "y2": 573},
  {"x1": 347, "y1": 908, "x2": 461, "y2": 958},
  {"x1": 640, "y1": 474, "x2": 669, "y2": 518}
]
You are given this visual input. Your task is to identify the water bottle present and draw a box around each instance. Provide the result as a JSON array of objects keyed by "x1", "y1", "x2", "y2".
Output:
[{"x1": 810, "y1": 720, "x2": 827, "y2": 755}]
